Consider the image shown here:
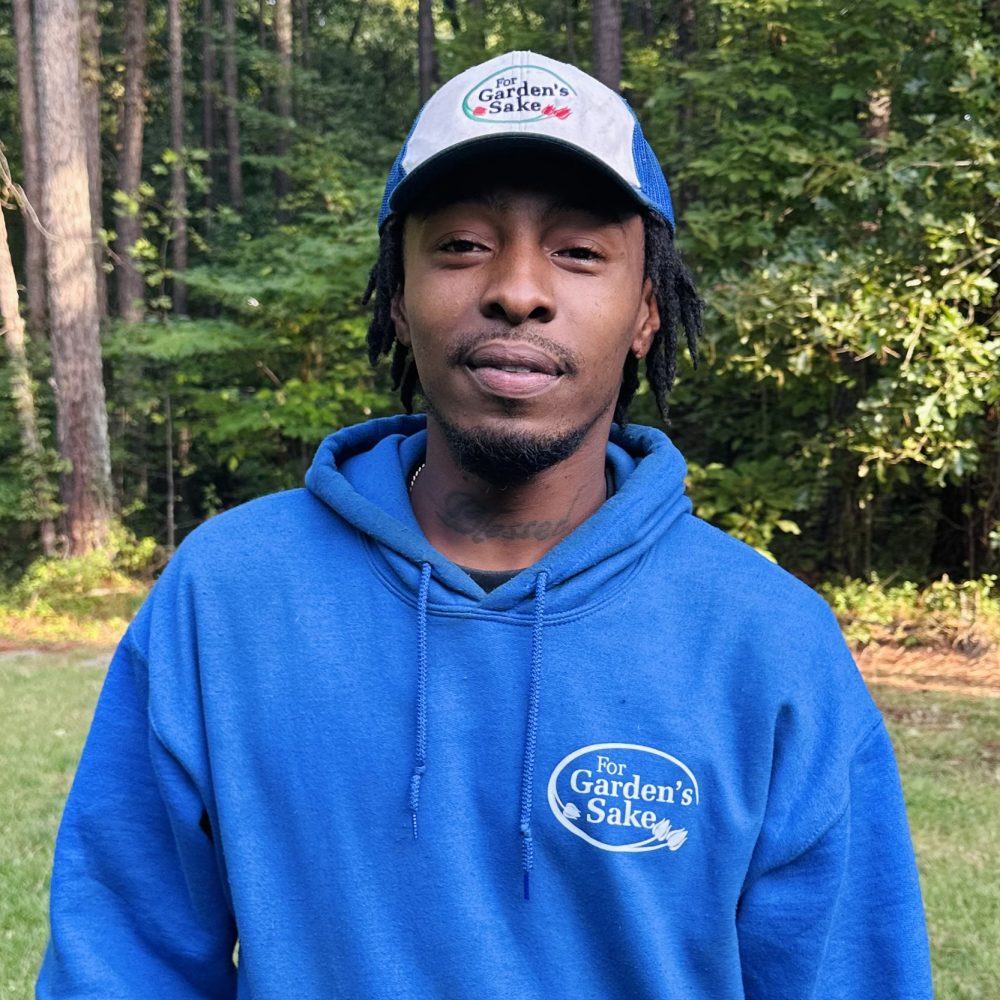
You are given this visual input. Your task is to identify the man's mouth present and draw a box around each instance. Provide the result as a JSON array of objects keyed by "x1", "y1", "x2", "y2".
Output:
[{"x1": 462, "y1": 342, "x2": 567, "y2": 398}]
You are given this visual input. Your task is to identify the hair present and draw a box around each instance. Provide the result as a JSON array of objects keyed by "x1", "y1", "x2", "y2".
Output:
[{"x1": 363, "y1": 211, "x2": 702, "y2": 425}]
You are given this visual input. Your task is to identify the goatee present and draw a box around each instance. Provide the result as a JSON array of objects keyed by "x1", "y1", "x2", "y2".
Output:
[{"x1": 425, "y1": 399, "x2": 607, "y2": 487}]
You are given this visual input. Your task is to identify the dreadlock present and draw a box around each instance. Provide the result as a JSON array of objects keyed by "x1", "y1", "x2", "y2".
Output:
[{"x1": 362, "y1": 213, "x2": 702, "y2": 424}]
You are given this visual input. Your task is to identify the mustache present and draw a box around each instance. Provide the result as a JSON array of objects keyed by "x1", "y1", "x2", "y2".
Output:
[{"x1": 447, "y1": 329, "x2": 580, "y2": 377}]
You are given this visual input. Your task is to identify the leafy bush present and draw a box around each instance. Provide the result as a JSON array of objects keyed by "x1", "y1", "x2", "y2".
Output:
[
  {"x1": 3, "y1": 525, "x2": 156, "y2": 621},
  {"x1": 821, "y1": 575, "x2": 1000, "y2": 651},
  {"x1": 686, "y1": 458, "x2": 804, "y2": 560}
]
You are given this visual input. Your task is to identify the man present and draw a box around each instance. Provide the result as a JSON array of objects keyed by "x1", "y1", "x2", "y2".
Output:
[{"x1": 39, "y1": 52, "x2": 931, "y2": 999}]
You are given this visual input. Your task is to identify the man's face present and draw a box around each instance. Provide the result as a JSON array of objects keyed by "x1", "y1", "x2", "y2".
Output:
[{"x1": 390, "y1": 162, "x2": 659, "y2": 482}]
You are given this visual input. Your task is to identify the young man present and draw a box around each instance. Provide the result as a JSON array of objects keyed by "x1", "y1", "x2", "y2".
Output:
[{"x1": 39, "y1": 53, "x2": 932, "y2": 999}]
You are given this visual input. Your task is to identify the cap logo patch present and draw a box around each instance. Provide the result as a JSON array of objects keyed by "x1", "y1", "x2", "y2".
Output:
[
  {"x1": 462, "y1": 64, "x2": 577, "y2": 124},
  {"x1": 547, "y1": 743, "x2": 700, "y2": 854}
]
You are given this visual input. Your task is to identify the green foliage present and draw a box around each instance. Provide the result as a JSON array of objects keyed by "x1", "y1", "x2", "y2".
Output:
[
  {"x1": 642, "y1": 4, "x2": 1000, "y2": 579},
  {"x1": 0, "y1": 342, "x2": 62, "y2": 581},
  {"x1": 687, "y1": 458, "x2": 803, "y2": 559},
  {"x1": 3, "y1": 524, "x2": 156, "y2": 620},
  {"x1": 821, "y1": 574, "x2": 1000, "y2": 649},
  {"x1": 1, "y1": 0, "x2": 998, "y2": 583}
]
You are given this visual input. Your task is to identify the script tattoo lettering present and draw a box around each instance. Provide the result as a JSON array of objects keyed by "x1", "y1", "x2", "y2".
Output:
[{"x1": 439, "y1": 492, "x2": 571, "y2": 544}]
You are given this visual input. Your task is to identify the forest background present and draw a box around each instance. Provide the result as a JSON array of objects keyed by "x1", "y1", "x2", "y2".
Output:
[{"x1": 0, "y1": 0, "x2": 998, "y2": 636}]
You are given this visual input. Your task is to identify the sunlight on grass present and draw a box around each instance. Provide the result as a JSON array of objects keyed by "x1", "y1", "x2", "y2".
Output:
[
  {"x1": 0, "y1": 650, "x2": 106, "y2": 998},
  {"x1": 872, "y1": 686, "x2": 1000, "y2": 1000}
]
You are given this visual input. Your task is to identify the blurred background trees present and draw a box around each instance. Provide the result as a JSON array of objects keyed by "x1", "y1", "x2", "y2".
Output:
[{"x1": 0, "y1": 0, "x2": 997, "y2": 584}]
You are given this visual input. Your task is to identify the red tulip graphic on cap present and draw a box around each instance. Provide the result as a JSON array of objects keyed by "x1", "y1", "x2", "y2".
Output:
[{"x1": 473, "y1": 106, "x2": 487, "y2": 116}]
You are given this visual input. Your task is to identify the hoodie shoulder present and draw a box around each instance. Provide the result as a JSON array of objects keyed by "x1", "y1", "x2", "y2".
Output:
[{"x1": 161, "y1": 488, "x2": 349, "y2": 595}]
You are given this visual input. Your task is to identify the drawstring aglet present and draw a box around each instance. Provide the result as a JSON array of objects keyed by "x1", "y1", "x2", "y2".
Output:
[
  {"x1": 520, "y1": 821, "x2": 533, "y2": 901},
  {"x1": 409, "y1": 765, "x2": 427, "y2": 839}
]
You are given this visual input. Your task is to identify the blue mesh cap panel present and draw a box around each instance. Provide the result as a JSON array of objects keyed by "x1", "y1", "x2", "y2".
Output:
[
  {"x1": 629, "y1": 112, "x2": 675, "y2": 229},
  {"x1": 378, "y1": 110, "x2": 426, "y2": 231}
]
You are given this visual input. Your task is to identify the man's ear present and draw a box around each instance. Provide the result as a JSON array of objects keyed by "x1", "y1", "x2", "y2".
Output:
[
  {"x1": 390, "y1": 291, "x2": 411, "y2": 347},
  {"x1": 631, "y1": 278, "x2": 659, "y2": 359}
]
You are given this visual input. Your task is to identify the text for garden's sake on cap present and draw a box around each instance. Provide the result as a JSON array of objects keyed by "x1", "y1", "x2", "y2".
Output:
[
  {"x1": 461, "y1": 63, "x2": 577, "y2": 124},
  {"x1": 398, "y1": 52, "x2": 643, "y2": 192}
]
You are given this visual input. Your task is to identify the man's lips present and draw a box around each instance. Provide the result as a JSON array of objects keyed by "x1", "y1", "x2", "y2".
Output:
[{"x1": 462, "y1": 342, "x2": 566, "y2": 398}]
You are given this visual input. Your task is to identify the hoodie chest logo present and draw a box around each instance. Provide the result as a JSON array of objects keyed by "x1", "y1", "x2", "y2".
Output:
[{"x1": 547, "y1": 743, "x2": 699, "y2": 853}]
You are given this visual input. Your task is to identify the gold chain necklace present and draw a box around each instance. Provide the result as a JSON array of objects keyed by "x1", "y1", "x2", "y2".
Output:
[{"x1": 407, "y1": 462, "x2": 426, "y2": 493}]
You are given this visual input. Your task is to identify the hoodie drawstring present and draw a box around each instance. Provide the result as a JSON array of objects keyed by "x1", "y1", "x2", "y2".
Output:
[
  {"x1": 519, "y1": 570, "x2": 548, "y2": 901},
  {"x1": 407, "y1": 564, "x2": 549, "y2": 901},
  {"x1": 409, "y1": 562, "x2": 432, "y2": 839}
]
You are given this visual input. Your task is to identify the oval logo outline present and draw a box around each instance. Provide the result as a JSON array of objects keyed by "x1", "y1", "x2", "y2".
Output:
[
  {"x1": 547, "y1": 742, "x2": 699, "y2": 853},
  {"x1": 461, "y1": 64, "x2": 578, "y2": 124}
]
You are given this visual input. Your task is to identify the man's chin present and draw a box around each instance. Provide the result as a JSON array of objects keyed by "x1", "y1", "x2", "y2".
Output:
[{"x1": 426, "y1": 401, "x2": 605, "y2": 487}]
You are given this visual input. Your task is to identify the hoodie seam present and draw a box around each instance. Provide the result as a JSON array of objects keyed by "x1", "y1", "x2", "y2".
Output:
[{"x1": 361, "y1": 532, "x2": 652, "y2": 625}]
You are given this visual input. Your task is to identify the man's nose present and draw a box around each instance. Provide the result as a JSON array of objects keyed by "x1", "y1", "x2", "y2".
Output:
[{"x1": 480, "y1": 244, "x2": 555, "y2": 325}]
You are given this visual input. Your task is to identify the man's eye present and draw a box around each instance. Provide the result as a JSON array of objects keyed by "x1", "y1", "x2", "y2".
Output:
[
  {"x1": 438, "y1": 239, "x2": 483, "y2": 253},
  {"x1": 557, "y1": 246, "x2": 604, "y2": 261}
]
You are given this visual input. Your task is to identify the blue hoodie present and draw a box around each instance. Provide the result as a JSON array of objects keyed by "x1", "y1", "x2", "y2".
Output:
[{"x1": 38, "y1": 416, "x2": 932, "y2": 999}]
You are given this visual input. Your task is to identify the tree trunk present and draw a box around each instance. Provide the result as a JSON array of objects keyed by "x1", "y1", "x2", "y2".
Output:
[
  {"x1": 347, "y1": 0, "x2": 366, "y2": 49},
  {"x1": 590, "y1": 0, "x2": 621, "y2": 92},
  {"x1": 466, "y1": 0, "x2": 484, "y2": 50},
  {"x1": 296, "y1": 0, "x2": 310, "y2": 70},
  {"x1": 80, "y1": 0, "x2": 106, "y2": 320},
  {"x1": 201, "y1": 0, "x2": 217, "y2": 211},
  {"x1": 258, "y1": 0, "x2": 270, "y2": 111},
  {"x1": 274, "y1": 0, "x2": 293, "y2": 214},
  {"x1": 116, "y1": 0, "x2": 148, "y2": 322},
  {"x1": 168, "y1": 0, "x2": 188, "y2": 314},
  {"x1": 676, "y1": 0, "x2": 697, "y2": 59},
  {"x1": 223, "y1": 0, "x2": 244, "y2": 208},
  {"x1": 164, "y1": 392, "x2": 176, "y2": 553},
  {"x1": 624, "y1": 0, "x2": 654, "y2": 38},
  {"x1": 11, "y1": 0, "x2": 46, "y2": 340},
  {"x1": 442, "y1": 0, "x2": 460, "y2": 33},
  {"x1": 34, "y1": 0, "x2": 112, "y2": 554},
  {"x1": 564, "y1": 0, "x2": 578, "y2": 63},
  {"x1": 417, "y1": 0, "x2": 437, "y2": 104},
  {"x1": 0, "y1": 199, "x2": 57, "y2": 555},
  {"x1": 674, "y1": 0, "x2": 698, "y2": 214}
]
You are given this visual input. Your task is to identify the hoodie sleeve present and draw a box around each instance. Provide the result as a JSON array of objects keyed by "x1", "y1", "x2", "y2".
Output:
[
  {"x1": 36, "y1": 630, "x2": 238, "y2": 1000},
  {"x1": 736, "y1": 719, "x2": 932, "y2": 1000}
]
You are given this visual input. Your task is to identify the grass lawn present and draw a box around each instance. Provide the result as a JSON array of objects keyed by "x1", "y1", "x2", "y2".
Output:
[
  {"x1": 1, "y1": 652, "x2": 998, "y2": 998},
  {"x1": 0, "y1": 650, "x2": 106, "y2": 1000}
]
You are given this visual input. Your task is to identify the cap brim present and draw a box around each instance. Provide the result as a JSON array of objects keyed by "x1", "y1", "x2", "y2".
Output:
[{"x1": 386, "y1": 134, "x2": 658, "y2": 222}]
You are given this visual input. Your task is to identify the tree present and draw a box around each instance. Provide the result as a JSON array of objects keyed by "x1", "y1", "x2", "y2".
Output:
[
  {"x1": 274, "y1": 0, "x2": 293, "y2": 212},
  {"x1": 222, "y1": 0, "x2": 243, "y2": 208},
  {"x1": 201, "y1": 0, "x2": 217, "y2": 210},
  {"x1": 590, "y1": 0, "x2": 621, "y2": 92},
  {"x1": 11, "y1": 0, "x2": 46, "y2": 339},
  {"x1": 33, "y1": 0, "x2": 112, "y2": 553},
  {"x1": 418, "y1": 0, "x2": 437, "y2": 103},
  {"x1": 673, "y1": 0, "x2": 699, "y2": 213},
  {"x1": 168, "y1": 0, "x2": 188, "y2": 314},
  {"x1": 80, "y1": 0, "x2": 106, "y2": 319},
  {"x1": 0, "y1": 159, "x2": 56, "y2": 554},
  {"x1": 116, "y1": 0, "x2": 148, "y2": 322}
]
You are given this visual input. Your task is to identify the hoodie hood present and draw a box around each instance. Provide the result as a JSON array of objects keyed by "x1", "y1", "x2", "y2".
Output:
[
  {"x1": 305, "y1": 415, "x2": 694, "y2": 896},
  {"x1": 304, "y1": 414, "x2": 692, "y2": 617}
]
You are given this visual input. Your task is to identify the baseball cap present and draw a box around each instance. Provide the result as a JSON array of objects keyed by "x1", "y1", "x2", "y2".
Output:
[{"x1": 377, "y1": 51, "x2": 674, "y2": 231}]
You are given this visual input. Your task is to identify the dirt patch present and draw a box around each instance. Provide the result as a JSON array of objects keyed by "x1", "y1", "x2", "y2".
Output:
[{"x1": 856, "y1": 643, "x2": 1000, "y2": 699}]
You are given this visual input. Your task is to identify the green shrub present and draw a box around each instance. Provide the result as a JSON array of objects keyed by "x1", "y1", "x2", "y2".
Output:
[
  {"x1": 821, "y1": 575, "x2": 1000, "y2": 651},
  {"x1": 3, "y1": 525, "x2": 157, "y2": 621}
]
